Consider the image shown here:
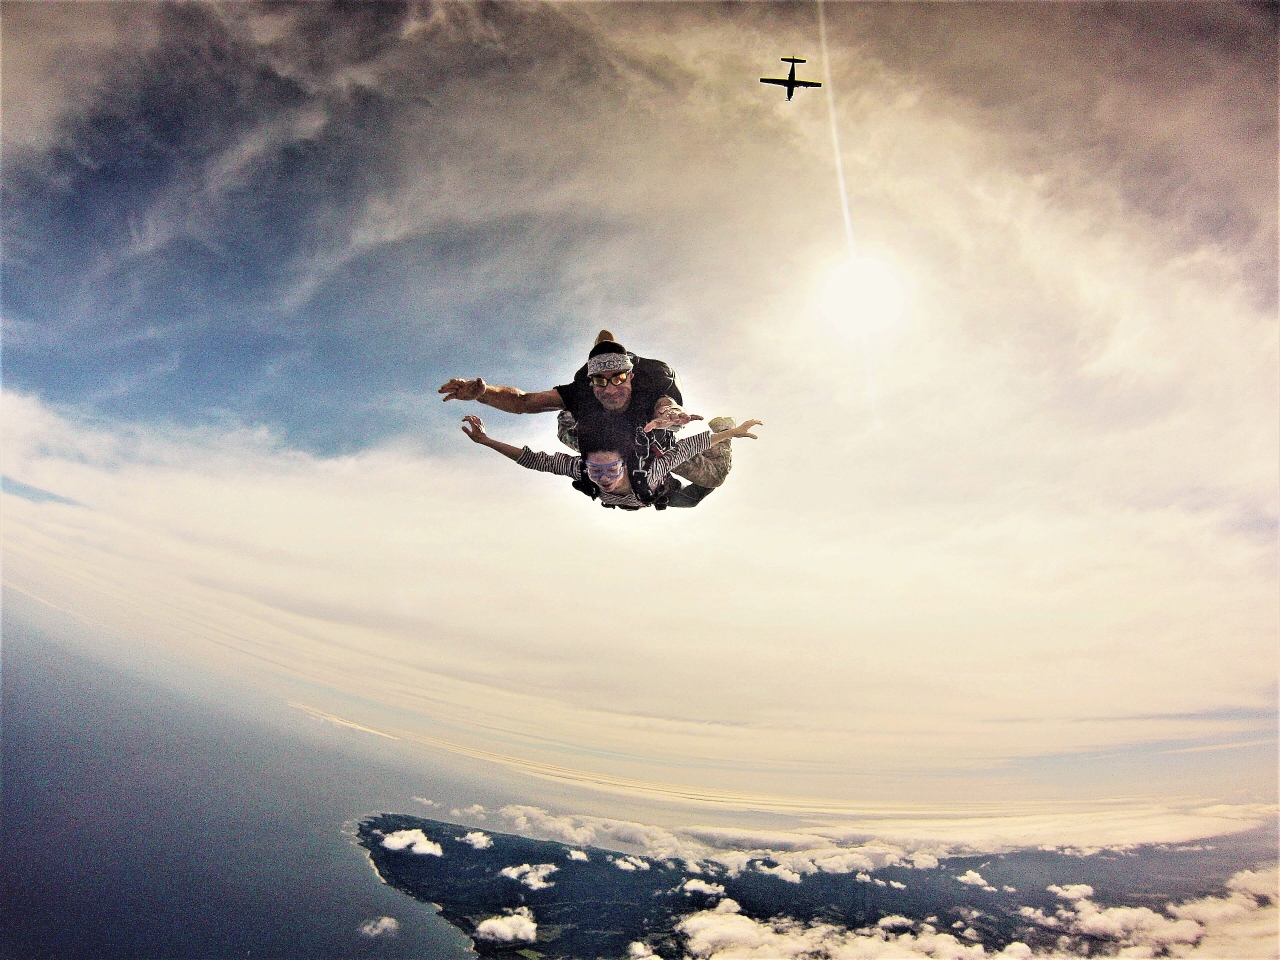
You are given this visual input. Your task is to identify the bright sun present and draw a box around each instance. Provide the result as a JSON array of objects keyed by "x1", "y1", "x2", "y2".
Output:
[{"x1": 818, "y1": 255, "x2": 907, "y2": 339}]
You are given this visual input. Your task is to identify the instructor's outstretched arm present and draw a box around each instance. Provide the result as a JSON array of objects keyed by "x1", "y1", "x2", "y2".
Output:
[
  {"x1": 642, "y1": 395, "x2": 704, "y2": 433},
  {"x1": 440, "y1": 377, "x2": 564, "y2": 414},
  {"x1": 710, "y1": 420, "x2": 762, "y2": 445}
]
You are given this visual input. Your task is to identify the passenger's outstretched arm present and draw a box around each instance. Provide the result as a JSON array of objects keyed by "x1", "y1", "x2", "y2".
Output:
[
  {"x1": 461, "y1": 416, "x2": 582, "y2": 478},
  {"x1": 461, "y1": 415, "x2": 524, "y2": 461},
  {"x1": 440, "y1": 377, "x2": 565, "y2": 414}
]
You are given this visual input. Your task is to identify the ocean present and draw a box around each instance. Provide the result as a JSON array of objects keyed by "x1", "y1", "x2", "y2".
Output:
[{"x1": 1, "y1": 623, "x2": 474, "y2": 960}]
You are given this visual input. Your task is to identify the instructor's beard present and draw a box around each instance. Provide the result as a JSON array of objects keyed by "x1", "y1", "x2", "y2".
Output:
[{"x1": 592, "y1": 381, "x2": 632, "y2": 412}]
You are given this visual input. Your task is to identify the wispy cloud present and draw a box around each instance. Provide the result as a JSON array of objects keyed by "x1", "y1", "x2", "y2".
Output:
[
  {"x1": 357, "y1": 916, "x2": 399, "y2": 938},
  {"x1": 286, "y1": 701, "x2": 398, "y2": 740},
  {"x1": 0, "y1": 476, "x2": 81, "y2": 507}
]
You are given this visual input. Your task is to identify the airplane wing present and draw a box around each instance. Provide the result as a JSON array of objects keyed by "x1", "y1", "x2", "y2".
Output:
[
  {"x1": 759, "y1": 78, "x2": 789, "y2": 86},
  {"x1": 792, "y1": 80, "x2": 822, "y2": 88}
]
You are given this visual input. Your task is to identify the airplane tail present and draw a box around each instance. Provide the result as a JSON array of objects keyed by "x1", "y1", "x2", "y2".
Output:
[{"x1": 782, "y1": 57, "x2": 806, "y2": 63}]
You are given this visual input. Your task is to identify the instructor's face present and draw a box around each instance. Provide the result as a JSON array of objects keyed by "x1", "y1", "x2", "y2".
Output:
[{"x1": 592, "y1": 376, "x2": 633, "y2": 412}]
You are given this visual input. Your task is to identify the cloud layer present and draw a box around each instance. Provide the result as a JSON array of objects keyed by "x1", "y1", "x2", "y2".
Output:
[
  {"x1": 3, "y1": 2, "x2": 1275, "y2": 812},
  {"x1": 672, "y1": 867, "x2": 1278, "y2": 959}
]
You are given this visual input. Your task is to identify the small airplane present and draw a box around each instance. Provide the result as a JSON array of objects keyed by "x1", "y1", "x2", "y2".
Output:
[{"x1": 760, "y1": 57, "x2": 822, "y2": 101}]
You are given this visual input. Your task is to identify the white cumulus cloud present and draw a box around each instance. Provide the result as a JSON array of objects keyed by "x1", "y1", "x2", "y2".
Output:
[
  {"x1": 475, "y1": 906, "x2": 536, "y2": 943},
  {"x1": 757, "y1": 862, "x2": 803, "y2": 884},
  {"x1": 499, "y1": 863, "x2": 558, "y2": 890},
  {"x1": 956, "y1": 869, "x2": 988, "y2": 886},
  {"x1": 683, "y1": 878, "x2": 726, "y2": 896},
  {"x1": 1047, "y1": 882, "x2": 1094, "y2": 900},
  {"x1": 677, "y1": 906, "x2": 1020, "y2": 959},
  {"x1": 1020, "y1": 867, "x2": 1278, "y2": 957},
  {"x1": 611, "y1": 855, "x2": 650, "y2": 872},
  {"x1": 381, "y1": 829, "x2": 442, "y2": 856},
  {"x1": 460, "y1": 831, "x2": 492, "y2": 849},
  {"x1": 878, "y1": 915, "x2": 913, "y2": 930},
  {"x1": 568, "y1": 849, "x2": 589, "y2": 861}
]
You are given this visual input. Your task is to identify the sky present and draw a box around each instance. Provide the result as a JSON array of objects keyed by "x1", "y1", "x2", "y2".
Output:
[{"x1": 3, "y1": 0, "x2": 1277, "y2": 844}]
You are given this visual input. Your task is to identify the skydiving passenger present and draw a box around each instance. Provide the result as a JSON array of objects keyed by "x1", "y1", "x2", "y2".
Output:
[
  {"x1": 459, "y1": 413, "x2": 762, "y2": 511},
  {"x1": 439, "y1": 332, "x2": 735, "y2": 496}
]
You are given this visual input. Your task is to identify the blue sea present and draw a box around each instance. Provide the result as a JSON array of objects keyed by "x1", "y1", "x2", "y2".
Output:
[{"x1": 1, "y1": 622, "x2": 474, "y2": 960}]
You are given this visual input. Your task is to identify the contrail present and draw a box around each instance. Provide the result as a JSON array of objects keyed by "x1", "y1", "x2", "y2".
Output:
[
  {"x1": 817, "y1": 0, "x2": 883, "y2": 428},
  {"x1": 818, "y1": 0, "x2": 855, "y2": 260}
]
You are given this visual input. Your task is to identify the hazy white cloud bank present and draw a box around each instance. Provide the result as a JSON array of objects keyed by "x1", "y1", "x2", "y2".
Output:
[
  {"x1": 4, "y1": 387, "x2": 1274, "y2": 809},
  {"x1": 676, "y1": 897, "x2": 1015, "y2": 960},
  {"x1": 672, "y1": 867, "x2": 1277, "y2": 960},
  {"x1": 494, "y1": 805, "x2": 1274, "y2": 882},
  {"x1": 1016, "y1": 867, "x2": 1280, "y2": 959}
]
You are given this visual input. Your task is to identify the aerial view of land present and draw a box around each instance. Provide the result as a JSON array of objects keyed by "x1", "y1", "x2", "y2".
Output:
[{"x1": 358, "y1": 814, "x2": 1275, "y2": 959}]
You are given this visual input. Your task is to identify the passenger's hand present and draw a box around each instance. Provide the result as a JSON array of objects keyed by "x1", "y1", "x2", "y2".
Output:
[
  {"x1": 461, "y1": 415, "x2": 489, "y2": 442},
  {"x1": 439, "y1": 377, "x2": 487, "y2": 402},
  {"x1": 727, "y1": 419, "x2": 762, "y2": 439},
  {"x1": 643, "y1": 404, "x2": 703, "y2": 433}
]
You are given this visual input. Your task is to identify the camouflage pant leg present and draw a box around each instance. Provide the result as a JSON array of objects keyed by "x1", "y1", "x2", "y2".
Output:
[
  {"x1": 557, "y1": 410, "x2": 580, "y2": 451},
  {"x1": 672, "y1": 443, "x2": 732, "y2": 488}
]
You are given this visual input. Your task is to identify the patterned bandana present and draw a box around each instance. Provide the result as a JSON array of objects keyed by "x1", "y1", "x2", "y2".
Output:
[{"x1": 587, "y1": 352, "x2": 634, "y2": 376}]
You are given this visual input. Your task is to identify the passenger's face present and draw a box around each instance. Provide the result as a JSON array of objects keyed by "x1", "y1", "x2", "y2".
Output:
[
  {"x1": 591, "y1": 374, "x2": 633, "y2": 412},
  {"x1": 585, "y1": 451, "x2": 628, "y2": 493}
]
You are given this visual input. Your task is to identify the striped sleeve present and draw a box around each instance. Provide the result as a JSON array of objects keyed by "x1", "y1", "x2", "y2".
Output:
[
  {"x1": 515, "y1": 446, "x2": 582, "y2": 480},
  {"x1": 648, "y1": 431, "x2": 713, "y2": 485}
]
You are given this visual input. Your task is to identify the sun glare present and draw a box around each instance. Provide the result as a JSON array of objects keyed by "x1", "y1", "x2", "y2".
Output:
[{"x1": 818, "y1": 255, "x2": 907, "y2": 340}]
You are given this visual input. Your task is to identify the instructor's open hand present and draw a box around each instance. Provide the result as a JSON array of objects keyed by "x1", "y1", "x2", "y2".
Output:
[
  {"x1": 642, "y1": 403, "x2": 703, "y2": 433},
  {"x1": 439, "y1": 377, "x2": 487, "y2": 402},
  {"x1": 728, "y1": 419, "x2": 762, "y2": 440}
]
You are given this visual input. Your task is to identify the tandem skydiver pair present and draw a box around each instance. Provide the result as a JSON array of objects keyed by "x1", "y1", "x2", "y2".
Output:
[{"x1": 438, "y1": 332, "x2": 761, "y2": 511}]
